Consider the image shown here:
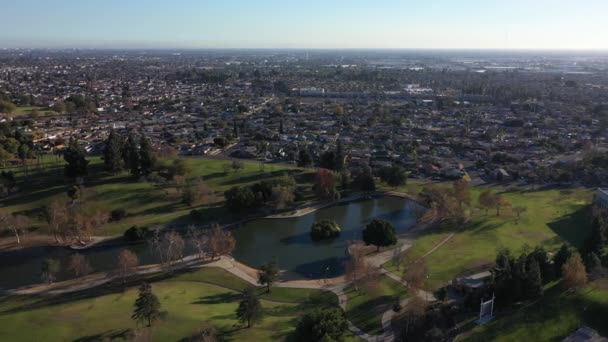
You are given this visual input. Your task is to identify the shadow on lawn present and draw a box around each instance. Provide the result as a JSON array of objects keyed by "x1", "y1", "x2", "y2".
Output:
[
  {"x1": 192, "y1": 292, "x2": 241, "y2": 305},
  {"x1": 547, "y1": 205, "x2": 592, "y2": 248},
  {"x1": 219, "y1": 170, "x2": 291, "y2": 187},
  {"x1": 72, "y1": 329, "x2": 130, "y2": 342},
  {"x1": 0, "y1": 267, "x2": 205, "y2": 315}
]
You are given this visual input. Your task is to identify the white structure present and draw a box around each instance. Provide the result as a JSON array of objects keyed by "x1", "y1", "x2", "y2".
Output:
[
  {"x1": 476, "y1": 294, "x2": 495, "y2": 325},
  {"x1": 596, "y1": 188, "x2": 608, "y2": 208}
]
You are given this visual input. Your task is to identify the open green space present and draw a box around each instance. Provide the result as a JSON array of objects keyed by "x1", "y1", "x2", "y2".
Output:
[
  {"x1": 465, "y1": 280, "x2": 608, "y2": 341},
  {"x1": 385, "y1": 186, "x2": 593, "y2": 289},
  {"x1": 1, "y1": 156, "x2": 303, "y2": 236},
  {"x1": 12, "y1": 106, "x2": 55, "y2": 116},
  {"x1": 345, "y1": 275, "x2": 408, "y2": 335},
  {"x1": 0, "y1": 267, "x2": 359, "y2": 342}
]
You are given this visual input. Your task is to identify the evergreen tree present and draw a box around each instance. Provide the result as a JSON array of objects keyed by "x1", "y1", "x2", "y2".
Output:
[
  {"x1": 297, "y1": 148, "x2": 313, "y2": 168},
  {"x1": 132, "y1": 282, "x2": 161, "y2": 327},
  {"x1": 319, "y1": 151, "x2": 337, "y2": 170},
  {"x1": 335, "y1": 139, "x2": 345, "y2": 172},
  {"x1": 585, "y1": 252, "x2": 603, "y2": 278},
  {"x1": 362, "y1": 219, "x2": 397, "y2": 252},
  {"x1": 525, "y1": 258, "x2": 543, "y2": 298},
  {"x1": 258, "y1": 260, "x2": 279, "y2": 293},
  {"x1": 553, "y1": 244, "x2": 572, "y2": 277},
  {"x1": 139, "y1": 136, "x2": 156, "y2": 176},
  {"x1": 233, "y1": 119, "x2": 239, "y2": 137},
  {"x1": 295, "y1": 307, "x2": 348, "y2": 342},
  {"x1": 103, "y1": 130, "x2": 124, "y2": 173},
  {"x1": 236, "y1": 286, "x2": 263, "y2": 328},
  {"x1": 63, "y1": 137, "x2": 89, "y2": 178},
  {"x1": 586, "y1": 217, "x2": 607, "y2": 254},
  {"x1": 124, "y1": 133, "x2": 141, "y2": 177}
]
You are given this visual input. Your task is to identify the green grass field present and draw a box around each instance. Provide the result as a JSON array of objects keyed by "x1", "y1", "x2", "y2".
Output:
[
  {"x1": 12, "y1": 106, "x2": 55, "y2": 116},
  {"x1": 465, "y1": 279, "x2": 608, "y2": 341},
  {"x1": 384, "y1": 186, "x2": 593, "y2": 289},
  {"x1": 345, "y1": 275, "x2": 408, "y2": 335},
  {"x1": 1, "y1": 156, "x2": 301, "y2": 236},
  {"x1": 0, "y1": 267, "x2": 361, "y2": 342}
]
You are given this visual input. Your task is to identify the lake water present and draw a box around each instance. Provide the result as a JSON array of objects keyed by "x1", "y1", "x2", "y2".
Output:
[{"x1": 0, "y1": 196, "x2": 421, "y2": 289}]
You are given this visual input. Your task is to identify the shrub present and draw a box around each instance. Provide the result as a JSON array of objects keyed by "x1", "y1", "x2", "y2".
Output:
[
  {"x1": 111, "y1": 209, "x2": 127, "y2": 222},
  {"x1": 310, "y1": 220, "x2": 341, "y2": 240},
  {"x1": 124, "y1": 226, "x2": 149, "y2": 242}
]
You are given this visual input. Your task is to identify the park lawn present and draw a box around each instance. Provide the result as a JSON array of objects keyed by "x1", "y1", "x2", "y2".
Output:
[
  {"x1": 1, "y1": 156, "x2": 300, "y2": 236},
  {"x1": 11, "y1": 106, "x2": 55, "y2": 116},
  {"x1": 385, "y1": 186, "x2": 593, "y2": 289},
  {"x1": 465, "y1": 279, "x2": 608, "y2": 341},
  {"x1": 0, "y1": 267, "x2": 351, "y2": 342},
  {"x1": 345, "y1": 275, "x2": 408, "y2": 336}
]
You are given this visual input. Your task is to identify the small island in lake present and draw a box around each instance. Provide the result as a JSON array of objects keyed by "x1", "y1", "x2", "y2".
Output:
[{"x1": 310, "y1": 219, "x2": 341, "y2": 240}]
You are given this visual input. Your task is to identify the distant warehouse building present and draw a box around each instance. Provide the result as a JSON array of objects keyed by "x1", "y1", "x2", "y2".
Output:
[{"x1": 596, "y1": 188, "x2": 608, "y2": 208}]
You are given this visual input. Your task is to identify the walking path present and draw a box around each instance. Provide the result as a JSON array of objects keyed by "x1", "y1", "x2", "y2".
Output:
[{"x1": 4, "y1": 191, "x2": 446, "y2": 341}]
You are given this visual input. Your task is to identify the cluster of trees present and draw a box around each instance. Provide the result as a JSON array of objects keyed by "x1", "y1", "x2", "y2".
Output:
[
  {"x1": 378, "y1": 165, "x2": 407, "y2": 188},
  {"x1": 478, "y1": 189, "x2": 512, "y2": 216},
  {"x1": 492, "y1": 243, "x2": 595, "y2": 307},
  {"x1": 583, "y1": 207, "x2": 608, "y2": 266},
  {"x1": 492, "y1": 246, "x2": 551, "y2": 304},
  {"x1": 52, "y1": 95, "x2": 97, "y2": 114},
  {"x1": 310, "y1": 220, "x2": 341, "y2": 240},
  {"x1": 102, "y1": 131, "x2": 157, "y2": 178},
  {"x1": 224, "y1": 175, "x2": 296, "y2": 212},
  {"x1": 0, "y1": 121, "x2": 37, "y2": 166},
  {"x1": 44, "y1": 189, "x2": 109, "y2": 245}
]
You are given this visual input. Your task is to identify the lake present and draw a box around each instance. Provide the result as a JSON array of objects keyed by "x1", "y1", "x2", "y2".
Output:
[{"x1": 0, "y1": 196, "x2": 422, "y2": 289}]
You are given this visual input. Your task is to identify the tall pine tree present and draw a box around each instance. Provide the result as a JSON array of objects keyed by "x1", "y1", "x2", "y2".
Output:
[
  {"x1": 236, "y1": 286, "x2": 263, "y2": 328},
  {"x1": 132, "y1": 282, "x2": 161, "y2": 327},
  {"x1": 63, "y1": 137, "x2": 89, "y2": 178},
  {"x1": 139, "y1": 136, "x2": 156, "y2": 176},
  {"x1": 103, "y1": 130, "x2": 124, "y2": 173},
  {"x1": 124, "y1": 133, "x2": 141, "y2": 177}
]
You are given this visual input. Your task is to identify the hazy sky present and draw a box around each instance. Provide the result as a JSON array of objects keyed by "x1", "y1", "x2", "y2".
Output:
[{"x1": 1, "y1": 0, "x2": 607, "y2": 49}]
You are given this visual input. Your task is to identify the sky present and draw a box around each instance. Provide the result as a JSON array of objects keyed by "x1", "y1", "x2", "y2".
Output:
[{"x1": 1, "y1": 0, "x2": 607, "y2": 50}]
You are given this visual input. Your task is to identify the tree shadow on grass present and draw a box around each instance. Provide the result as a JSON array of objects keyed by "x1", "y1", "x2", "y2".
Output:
[
  {"x1": 192, "y1": 292, "x2": 241, "y2": 305},
  {"x1": 72, "y1": 328, "x2": 130, "y2": 342},
  {"x1": 0, "y1": 267, "x2": 206, "y2": 315},
  {"x1": 219, "y1": 170, "x2": 290, "y2": 187},
  {"x1": 546, "y1": 205, "x2": 592, "y2": 248}
]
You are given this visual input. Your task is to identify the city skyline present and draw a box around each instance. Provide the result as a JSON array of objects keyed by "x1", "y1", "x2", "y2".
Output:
[{"x1": 1, "y1": 0, "x2": 607, "y2": 50}]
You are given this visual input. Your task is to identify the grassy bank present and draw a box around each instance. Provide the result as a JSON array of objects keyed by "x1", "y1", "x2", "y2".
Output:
[
  {"x1": 1, "y1": 156, "x2": 302, "y2": 236},
  {"x1": 385, "y1": 186, "x2": 592, "y2": 289},
  {"x1": 0, "y1": 267, "x2": 358, "y2": 342},
  {"x1": 465, "y1": 279, "x2": 608, "y2": 341}
]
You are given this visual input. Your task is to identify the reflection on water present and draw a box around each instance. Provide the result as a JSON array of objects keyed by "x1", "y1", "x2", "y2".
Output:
[{"x1": 0, "y1": 196, "x2": 421, "y2": 289}]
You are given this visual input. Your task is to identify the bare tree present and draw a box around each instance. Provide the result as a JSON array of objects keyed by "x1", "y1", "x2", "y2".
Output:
[
  {"x1": 562, "y1": 253, "x2": 588, "y2": 290},
  {"x1": 160, "y1": 231, "x2": 186, "y2": 268},
  {"x1": 207, "y1": 224, "x2": 236, "y2": 260},
  {"x1": 452, "y1": 178, "x2": 472, "y2": 210},
  {"x1": 344, "y1": 241, "x2": 371, "y2": 291},
  {"x1": 45, "y1": 199, "x2": 68, "y2": 244},
  {"x1": 67, "y1": 253, "x2": 93, "y2": 277},
  {"x1": 402, "y1": 258, "x2": 428, "y2": 294},
  {"x1": 188, "y1": 225, "x2": 207, "y2": 260},
  {"x1": 399, "y1": 295, "x2": 428, "y2": 337},
  {"x1": 117, "y1": 249, "x2": 139, "y2": 283},
  {"x1": 0, "y1": 211, "x2": 31, "y2": 245},
  {"x1": 271, "y1": 186, "x2": 294, "y2": 210},
  {"x1": 512, "y1": 206, "x2": 528, "y2": 223}
]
